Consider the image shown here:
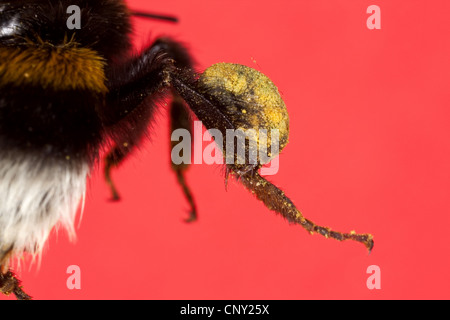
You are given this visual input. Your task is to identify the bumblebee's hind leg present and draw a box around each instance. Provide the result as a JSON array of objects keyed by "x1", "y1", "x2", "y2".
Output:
[{"x1": 170, "y1": 94, "x2": 197, "y2": 222}]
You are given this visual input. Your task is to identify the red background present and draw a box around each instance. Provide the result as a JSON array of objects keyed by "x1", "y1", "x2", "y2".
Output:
[{"x1": 3, "y1": 0, "x2": 450, "y2": 300}]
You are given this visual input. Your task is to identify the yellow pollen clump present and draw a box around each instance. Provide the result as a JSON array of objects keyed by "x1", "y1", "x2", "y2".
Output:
[{"x1": 199, "y1": 63, "x2": 290, "y2": 164}]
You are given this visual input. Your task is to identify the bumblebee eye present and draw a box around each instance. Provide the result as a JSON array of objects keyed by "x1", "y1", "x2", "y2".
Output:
[{"x1": 197, "y1": 63, "x2": 289, "y2": 170}]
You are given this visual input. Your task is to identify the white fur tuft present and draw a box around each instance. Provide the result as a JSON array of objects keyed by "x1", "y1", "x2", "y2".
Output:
[{"x1": 0, "y1": 151, "x2": 89, "y2": 264}]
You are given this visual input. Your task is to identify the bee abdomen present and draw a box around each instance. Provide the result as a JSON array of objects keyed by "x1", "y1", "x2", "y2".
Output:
[{"x1": 0, "y1": 149, "x2": 89, "y2": 264}]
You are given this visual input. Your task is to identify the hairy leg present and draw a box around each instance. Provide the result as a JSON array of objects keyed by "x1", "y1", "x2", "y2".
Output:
[
  {"x1": 103, "y1": 38, "x2": 198, "y2": 209},
  {"x1": 239, "y1": 171, "x2": 374, "y2": 252},
  {"x1": 102, "y1": 37, "x2": 373, "y2": 251},
  {"x1": 170, "y1": 95, "x2": 197, "y2": 222}
]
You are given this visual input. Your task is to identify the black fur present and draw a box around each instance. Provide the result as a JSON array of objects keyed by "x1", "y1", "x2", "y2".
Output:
[
  {"x1": 0, "y1": 0, "x2": 132, "y2": 162},
  {"x1": 0, "y1": 85, "x2": 103, "y2": 160},
  {"x1": 0, "y1": 0, "x2": 207, "y2": 164},
  {"x1": 0, "y1": 0, "x2": 132, "y2": 60}
]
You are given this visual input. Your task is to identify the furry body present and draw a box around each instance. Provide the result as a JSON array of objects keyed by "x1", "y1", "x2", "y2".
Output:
[
  {"x1": 0, "y1": 151, "x2": 89, "y2": 260},
  {"x1": 0, "y1": 0, "x2": 189, "y2": 267},
  {"x1": 0, "y1": 0, "x2": 144, "y2": 265},
  {"x1": 0, "y1": 0, "x2": 373, "y2": 300}
]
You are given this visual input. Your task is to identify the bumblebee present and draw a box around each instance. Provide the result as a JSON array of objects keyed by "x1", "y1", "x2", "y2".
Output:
[{"x1": 0, "y1": 0, "x2": 373, "y2": 299}]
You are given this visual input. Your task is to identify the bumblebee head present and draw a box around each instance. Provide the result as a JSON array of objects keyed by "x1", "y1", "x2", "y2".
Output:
[{"x1": 0, "y1": 0, "x2": 132, "y2": 61}]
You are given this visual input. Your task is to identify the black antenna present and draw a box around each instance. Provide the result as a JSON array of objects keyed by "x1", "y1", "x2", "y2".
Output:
[{"x1": 130, "y1": 11, "x2": 178, "y2": 23}]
